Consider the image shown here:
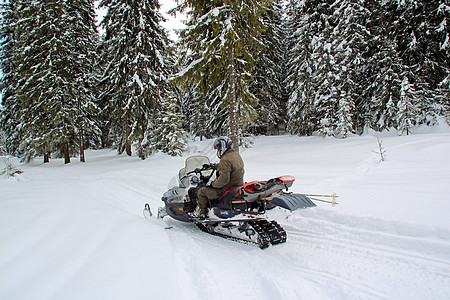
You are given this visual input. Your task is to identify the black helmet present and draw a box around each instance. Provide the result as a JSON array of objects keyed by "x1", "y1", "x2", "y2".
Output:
[{"x1": 214, "y1": 136, "x2": 233, "y2": 158}]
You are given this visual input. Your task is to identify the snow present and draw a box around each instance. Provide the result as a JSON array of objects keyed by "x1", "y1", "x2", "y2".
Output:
[
  {"x1": 1, "y1": 122, "x2": 450, "y2": 300},
  {"x1": 156, "y1": 0, "x2": 186, "y2": 41},
  {"x1": 94, "y1": 0, "x2": 186, "y2": 40}
]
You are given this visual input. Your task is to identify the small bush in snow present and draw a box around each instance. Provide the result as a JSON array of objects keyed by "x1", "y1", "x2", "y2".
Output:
[{"x1": 1, "y1": 157, "x2": 23, "y2": 177}]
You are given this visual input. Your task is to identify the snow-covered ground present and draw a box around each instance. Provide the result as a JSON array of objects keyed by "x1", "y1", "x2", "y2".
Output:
[{"x1": 1, "y1": 122, "x2": 450, "y2": 300}]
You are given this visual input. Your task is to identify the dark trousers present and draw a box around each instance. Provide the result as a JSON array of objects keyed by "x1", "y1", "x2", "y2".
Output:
[{"x1": 197, "y1": 187, "x2": 224, "y2": 214}]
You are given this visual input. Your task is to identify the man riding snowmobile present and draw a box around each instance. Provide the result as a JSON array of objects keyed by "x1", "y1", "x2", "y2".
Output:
[
  {"x1": 193, "y1": 136, "x2": 244, "y2": 219},
  {"x1": 147, "y1": 137, "x2": 327, "y2": 248}
]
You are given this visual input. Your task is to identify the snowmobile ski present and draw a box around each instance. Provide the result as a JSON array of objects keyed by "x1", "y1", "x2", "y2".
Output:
[{"x1": 143, "y1": 203, "x2": 173, "y2": 229}]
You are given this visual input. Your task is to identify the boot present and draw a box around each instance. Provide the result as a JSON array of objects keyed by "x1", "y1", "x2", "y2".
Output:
[{"x1": 192, "y1": 206, "x2": 206, "y2": 219}]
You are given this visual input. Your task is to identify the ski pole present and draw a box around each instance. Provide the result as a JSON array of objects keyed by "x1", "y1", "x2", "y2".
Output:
[
  {"x1": 306, "y1": 193, "x2": 338, "y2": 207},
  {"x1": 304, "y1": 193, "x2": 338, "y2": 198}
]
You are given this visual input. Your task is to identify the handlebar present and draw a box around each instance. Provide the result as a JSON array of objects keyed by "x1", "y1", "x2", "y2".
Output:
[{"x1": 186, "y1": 164, "x2": 215, "y2": 176}]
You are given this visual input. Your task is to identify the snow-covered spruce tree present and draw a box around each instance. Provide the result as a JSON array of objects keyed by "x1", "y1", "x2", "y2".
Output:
[
  {"x1": 13, "y1": 0, "x2": 100, "y2": 164},
  {"x1": 287, "y1": 0, "x2": 366, "y2": 137},
  {"x1": 435, "y1": 1, "x2": 450, "y2": 124},
  {"x1": 99, "y1": 0, "x2": 184, "y2": 158},
  {"x1": 309, "y1": 1, "x2": 340, "y2": 137},
  {"x1": 65, "y1": 0, "x2": 102, "y2": 161},
  {"x1": 285, "y1": 0, "x2": 319, "y2": 136},
  {"x1": 356, "y1": 0, "x2": 402, "y2": 132},
  {"x1": 328, "y1": 0, "x2": 370, "y2": 138},
  {"x1": 0, "y1": 0, "x2": 20, "y2": 156},
  {"x1": 371, "y1": 41, "x2": 403, "y2": 131},
  {"x1": 382, "y1": 0, "x2": 449, "y2": 125},
  {"x1": 177, "y1": 85, "x2": 213, "y2": 139},
  {"x1": 174, "y1": 0, "x2": 272, "y2": 150},
  {"x1": 355, "y1": 0, "x2": 406, "y2": 132},
  {"x1": 249, "y1": 0, "x2": 287, "y2": 135},
  {"x1": 173, "y1": 52, "x2": 218, "y2": 139},
  {"x1": 397, "y1": 76, "x2": 420, "y2": 135},
  {"x1": 147, "y1": 94, "x2": 186, "y2": 157},
  {"x1": 390, "y1": 0, "x2": 450, "y2": 90}
]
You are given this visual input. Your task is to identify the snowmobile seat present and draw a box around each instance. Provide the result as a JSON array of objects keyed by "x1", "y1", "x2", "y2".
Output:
[
  {"x1": 210, "y1": 186, "x2": 243, "y2": 210},
  {"x1": 243, "y1": 181, "x2": 265, "y2": 193}
]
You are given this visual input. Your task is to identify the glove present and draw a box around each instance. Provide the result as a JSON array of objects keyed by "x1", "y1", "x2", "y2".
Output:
[{"x1": 203, "y1": 163, "x2": 215, "y2": 169}]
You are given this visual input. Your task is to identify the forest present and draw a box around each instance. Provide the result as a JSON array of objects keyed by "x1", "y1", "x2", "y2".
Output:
[{"x1": 0, "y1": 0, "x2": 449, "y2": 163}]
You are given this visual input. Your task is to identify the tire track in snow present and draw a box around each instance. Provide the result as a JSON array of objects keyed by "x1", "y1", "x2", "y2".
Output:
[
  {"x1": 164, "y1": 221, "x2": 272, "y2": 300},
  {"x1": 277, "y1": 215, "x2": 450, "y2": 300}
]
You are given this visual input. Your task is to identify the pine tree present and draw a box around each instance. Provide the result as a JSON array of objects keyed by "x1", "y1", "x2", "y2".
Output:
[
  {"x1": 99, "y1": 0, "x2": 184, "y2": 158},
  {"x1": 435, "y1": 1, "x2": 450, "y2": 124},
  {"x1": 309, "y1": 1, "x2": 339, "y2": 137},
  {"x1": 365, "y1": 39, "x2": 403, "y2": 130},
  {"x1": 397, "y1": 76, "x2": 420, "y2": 135},
  {"x1": 150, "y1": 95, "x2": 187, "y2": 157},
  {"x1": 178, "y1": 86, "x2": 212, "y2": 139},
  {"x1": 174, "y1": 0, "x2": 272, "y2": 149},
  {"x1": 10, "y1": 0, "x2": 101, "y2": 163},
  {"x1": 383, "y1": 0, "x2": 449, "y2": 125},
  {"x1": 14, "y1": 0, "x2": 70, "y2": 163},
  {"x1": 65, "y1": 0, "x2": 102, "y2": 161},
  {"x1": 285, "y1": 0, "x2": 319, "y2": 136},
  {"x1": 391, "y1": 0, "x2": 450, "y2": 90},
  {"x1": 0, "y1": 0, "x2": 20, "y2": 155},
  {"x1": 329, "y1": 0, "x2": 370, "y2": 137},
  {"x1": 249, "y1": 0, "x2": 287, "y2": 135}
]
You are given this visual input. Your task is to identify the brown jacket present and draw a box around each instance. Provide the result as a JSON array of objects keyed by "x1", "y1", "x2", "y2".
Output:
[{"x1": 212, "y1": 149, "x2": 244, "y2": 191}]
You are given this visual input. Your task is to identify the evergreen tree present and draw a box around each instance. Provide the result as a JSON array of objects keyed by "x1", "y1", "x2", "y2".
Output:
[
  {"x1": 9, "y1": 0, "x2": 100, "y2": 163},
  {"x1": 178, "y1": 86, "x2": 212, "y2": 139},
  {"x1": 0, "y1": 0, "x2": 20, "y2": 155},
  {"x1": 308, "y1": 0, "x2": 338, "y2": 137},
  {"x1": 174, "y1": 0, "x2": 272, "y2": 149},
  {"x1": 285, "y1": 0, "x2": 320, "y2": 135},
  {"x1": 397, "y1": 76, "x2": 420, "y2": 135},
  {"x1": 382, "y1": 0, "x2": 449, "y2": 126},
  {"x1": 99, "y1": 0, "x2": 184, "y2": 158},
  {"x1": 357, "y1": 0, "x2": 403, "y2": 132},
  {"x1": 150, "y1": 95, "x2": 187, "y2": 157},
  {"x1": 65, "y1": 0, "x2": 102, "y2": 161},
  {"x1": 435, "y1": 1, "x2": 450, "y2": 124},
  {"x1": 174, "y1": 53, "x2": 218, "y2": 139},
  {"x1": 249, "y1": 0, "x2": 287, "y2": 135},
  {"x1": 13, "y1": 1, "x2": 81, "y2": 163},
  {"x1": 364, "y1": 26, "x2": 403, "y2": 130},
  {"x1": 390, "y1": 0, "x2": 450, "y2": 90},
  {"x1": 328, "y1": 0, "x2": 369, "y2": 137}
]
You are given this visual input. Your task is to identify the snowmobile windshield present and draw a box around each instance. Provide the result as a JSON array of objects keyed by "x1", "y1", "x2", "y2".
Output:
[{"x1": 179, "y1": 156, "x2": 210, "y2": 188}]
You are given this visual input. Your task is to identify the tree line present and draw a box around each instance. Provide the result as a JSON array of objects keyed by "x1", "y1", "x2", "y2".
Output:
[{"x1": 1, "y1": 0, "x2": 449, "y2": 163}]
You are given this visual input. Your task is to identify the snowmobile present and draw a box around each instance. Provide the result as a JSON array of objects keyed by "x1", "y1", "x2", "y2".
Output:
[{"x1": 144, "y1": 155, "x2": 319, "y2": 249}]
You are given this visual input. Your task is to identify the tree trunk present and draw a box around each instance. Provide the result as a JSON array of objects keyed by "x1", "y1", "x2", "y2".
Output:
[
  {"x1": 64, "y1": 142, "x2": 71, "y2": 164},
  {"x1": 79, "y1": 132, "x2": 85, "y2": 163},
  {"x1": 79, "y1": 145, "x2": 85, "y2": 162},
  {"x1": 78, "y1": 96, "x2": 85, "y2": 163},
  {"x1": 126, "y1": 142, "x2": 132, "y2": 156},
  {"x1": 228, "y1": 53, "x2": 239, "y2": 153},
  {"x1": 44, "y1": 142, "x2": 50, "y2": 163}
]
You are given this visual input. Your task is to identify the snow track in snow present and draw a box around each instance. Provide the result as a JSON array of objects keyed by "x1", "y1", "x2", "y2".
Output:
[{"x1": 277, "y1": 210, "x2": 450, "y2": 300}]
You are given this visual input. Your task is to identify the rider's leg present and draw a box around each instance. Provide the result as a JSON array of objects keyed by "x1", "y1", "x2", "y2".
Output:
[{"x1": 197, "y1": 187, "x2": 222, "y2": 215}]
